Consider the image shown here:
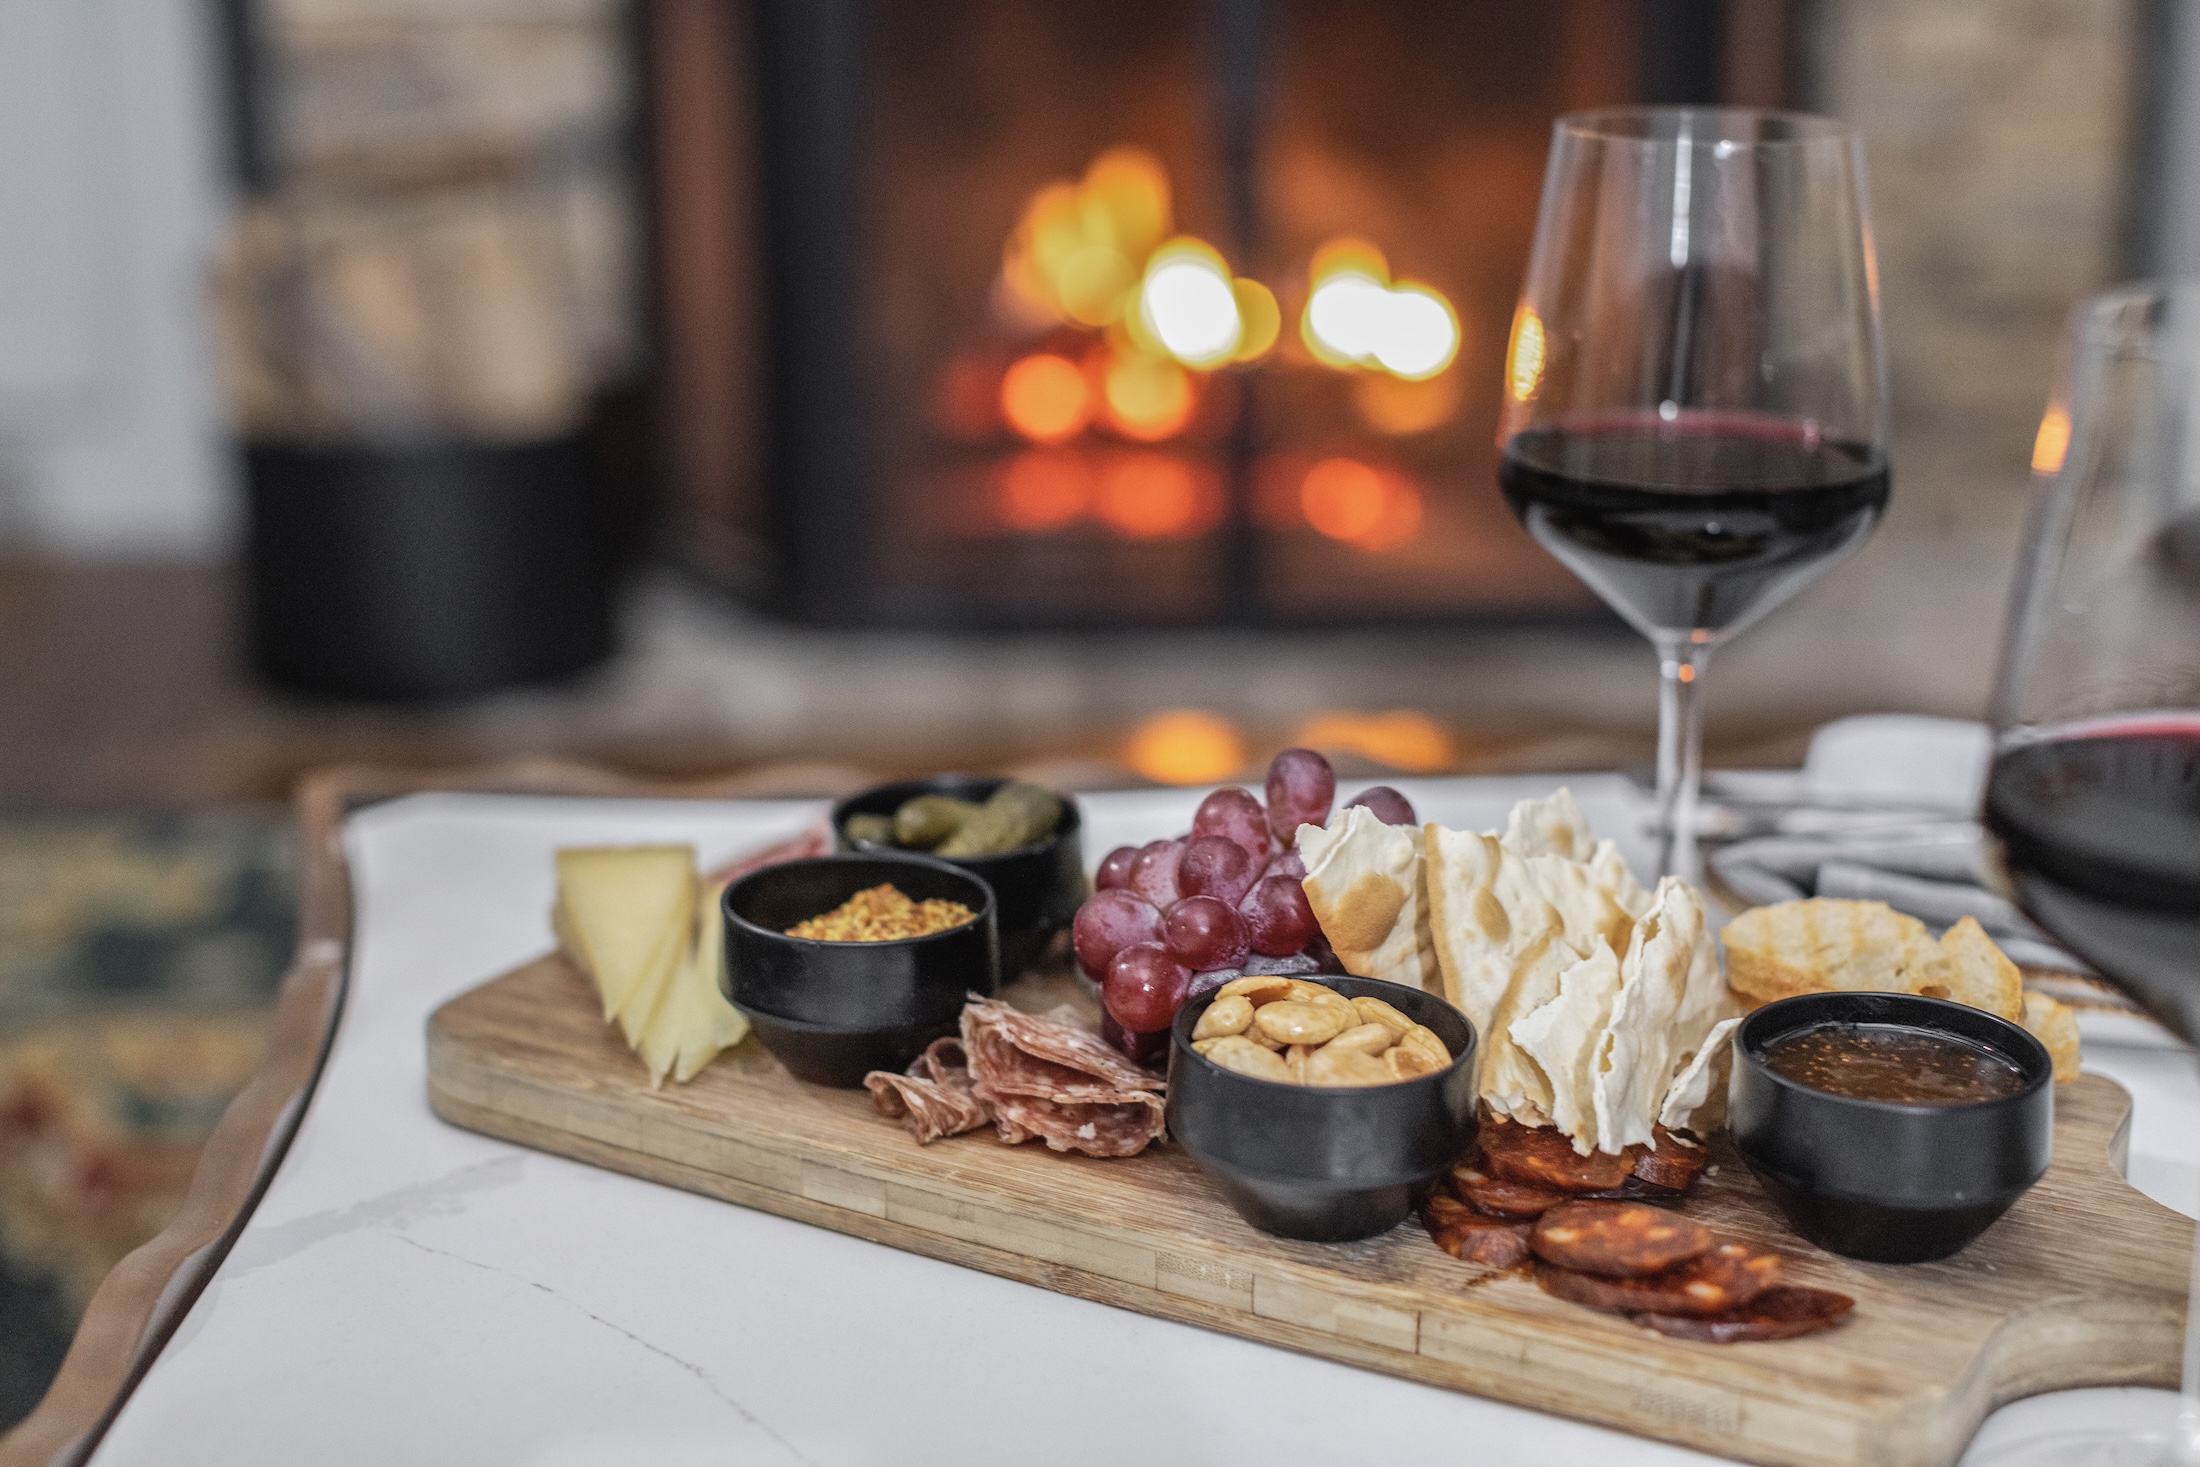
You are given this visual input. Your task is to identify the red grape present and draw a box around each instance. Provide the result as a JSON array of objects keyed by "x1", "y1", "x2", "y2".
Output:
[
  {"x1": 1304, "y1": 931, "x2": 1345, "y2": 973},
  {"x1": 1099, "y1": 1011, "x2": 1169, "y2": 1066},
  {"x1": 1240, "y1": 873, "x2": 1319, "y2": 957},
  {"x1": 1094, "y1": 844, "x2": 1139, "y2": 891},
  {"x1": 1104, "y1": 943, "x2": 1191, "y2": 1033},
  {"x1": 1178, "y1": 835, "x2": 1258, "y2": 907},
  {"x1": 1127, "y1": 838, "x2": 1186, "y2": 907},
  {"x1": 1164, "y1": 894, "x2": 1251, "y2": 971},
  {"x1": 1347, "y1": 785, "x2": 1417, "y2": 826},
  {"x1": 1268, "y1": 848, "x2": 1306, "y2": 882},
  {"x1": 1264, "y1": 748, "x2": 1336, "y2": 842},
  {"x1": 1193, "y1": 787, "x2": 1272, "y2": 865},
  {"x1": 1071, "y1": 888, "x2": 1162, "y2": 979}
]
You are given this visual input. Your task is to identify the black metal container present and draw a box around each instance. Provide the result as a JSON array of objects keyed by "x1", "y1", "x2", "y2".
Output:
[
  {"x1": 831, "y1": 777, "x2": 1084, "y2": 978},
  {"x1": 244, "y1": 435, "x2": 613, "y2": 700},
  {"x1": 1730, "y1": 992, "x2": 2054, "y2": 1264},
  {"x1": 722, "y1": 853, "x2": 998, "y2": 1036},
  {"x1": 1166, "y1": 976, "x2": 1478, "y2": 1243}
]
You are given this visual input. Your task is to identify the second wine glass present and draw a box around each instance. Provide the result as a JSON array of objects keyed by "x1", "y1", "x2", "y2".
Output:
[{"x1": 1501, "y1": 107, "x2": 1891, "y2": 877}]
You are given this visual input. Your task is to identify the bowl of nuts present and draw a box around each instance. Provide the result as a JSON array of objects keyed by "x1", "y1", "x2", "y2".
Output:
[{"x1": 1165, "y1": 975, "x2": 1478, "y2": 1243}]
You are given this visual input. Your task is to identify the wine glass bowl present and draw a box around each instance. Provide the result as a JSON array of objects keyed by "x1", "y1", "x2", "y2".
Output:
[
  {"x1": 1976, "y1": 280, "x2": 2200, "y2": 1466},
  {"x1": 1503, "y1": 108, "x2": 1890, "y2": 876}
]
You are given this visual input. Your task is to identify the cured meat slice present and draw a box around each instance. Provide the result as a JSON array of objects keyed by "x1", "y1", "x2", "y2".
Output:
[
  {"x1": 864, "y1": 1037, "x2": 990, "y2": 1144},
  {"x1": 1479, "y1": 1114, "x2": 1633, "y2": 1192},
  {"x1": 1631, "y1": 1126, "x2": 1707, "y2": 1192},
  {"x1": 1448, "y1": 1163, "x2": 1570, "y2": 1220},
  {"x1": 1423, "y1": 1195, "x2": 1533, "y2": 1269},
  {"x1": 1635, "y1": 1286, "x2": 1856, "y2": 1343},
  {"x1": 1530, "y1": 1201, "x2": 1713, "y2": 1278},
  {"x1": 962, "y1": 999, "x2": 1166, "y2": 1157},
  {"x1": 1534, "y1": 1242, "x2": 1782, "y2": 1318}
]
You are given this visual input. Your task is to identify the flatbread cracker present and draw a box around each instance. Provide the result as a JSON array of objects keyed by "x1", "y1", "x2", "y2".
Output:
[
  {"x1": 1510, "y1": 938, "x2": 1624, "y2": 1154},
  {"x1": 1502, "y1": 787, "x2": 1597, "y2": 862},
  {"x1": 1299, "y1": 806, "x2": 1436, "y2": 993},
  {"x1": 1660, "y1": 1017, "x2": 1742, "y2": 1133},
  {"x1": 1423, "y1": 824, "x2": 1560, "y2": 1030},
  {"x1": 1591, "y1": 879, "x2": 1704, "y2": 1152},
  {"x1": 1478, "y1": 929, "x2": 1572, "y2": 1126}
]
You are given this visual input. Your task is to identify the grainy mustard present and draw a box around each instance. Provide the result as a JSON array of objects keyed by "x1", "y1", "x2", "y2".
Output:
[{"x1": 785, "y1": 883, "x2": 975, "y2": 942}]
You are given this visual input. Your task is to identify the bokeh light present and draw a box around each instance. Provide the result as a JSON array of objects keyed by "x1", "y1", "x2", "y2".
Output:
[
  {"x1": 1293, "y1": 710, "x2": 1455, "y2": 773},
  {"x1": 1301, "y1": 239, "x2": 1460, "y2": 381},
  {"x1": 999, "y1": 148, "x2": 1172, "y2": 331},
  {"x1": 2032, "y1": 404, "x2": 2070, "y2": 475},
  {"x1": 1353, "y1": 372, "x2": 1460, "y2": 436},
  {"x1": 1096, "y1": 452, "x2": 1209, "y2": 539},
  {"x1": 1000, "y1": 353, "x2": 1090, "y2": 443},
  {"x1": 995, "y1": 449, "x2": 1090, "y2": 532},
  {"x1": 1124, "y1": 710, "x2": 1246, "y2": 785},
  {"x1": 1138, "y1": 241, "x2": 1244, "y2": 368},
  {"x1": 1299, "y1": 457, "x2": 1423, "y2": 552},
  {"x1": 1100, "y1": 350, "x2": 1195, "y2": 441}
]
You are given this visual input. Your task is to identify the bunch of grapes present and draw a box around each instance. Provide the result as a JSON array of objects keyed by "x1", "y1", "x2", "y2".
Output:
[{"x1": 1071, "y1": 747, "x2": 1420, "y2": 1061}]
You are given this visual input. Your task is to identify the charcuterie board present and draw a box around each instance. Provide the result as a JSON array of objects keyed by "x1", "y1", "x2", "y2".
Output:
[{"x1": 426, "y1": 952, "x2": 2187, "y2": 1467}]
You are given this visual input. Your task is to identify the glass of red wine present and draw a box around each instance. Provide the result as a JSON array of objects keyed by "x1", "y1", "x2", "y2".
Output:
[
  {"x1": 1502, "y1": 109, "x2": 1889, "y2": 877},
  {"x1": 1978, "y1": 282, "x2": 2200, "y2": 1466}
]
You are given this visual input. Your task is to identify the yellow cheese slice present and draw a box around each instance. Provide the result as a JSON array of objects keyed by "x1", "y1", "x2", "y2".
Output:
[
  {"x1": 639, "y1": 880, "x2": 750, "y2": 1086},
  {"x1": 554, "y1": 845, "x2": 697, "y2": 1021}
]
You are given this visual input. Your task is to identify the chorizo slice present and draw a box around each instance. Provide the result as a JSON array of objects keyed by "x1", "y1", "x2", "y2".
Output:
[
  {"x1": 1531, "y1": 1201, "x2": 1714, "y2": 1278},
  {"x1": 1631, "y1": 1126, "x2": 1707, "y2": 1193},
  {"x1": 1425, "y1": 1214, "x2": 1531, "y2": 1275},
  {"x1": 1634, "y1": 1286, "x2": 1856, "y2": 1343},
  {"x1": 1479, "y1": 1115, "x2": 1634, "y2": 1192},
  {"x1": 1534, "y1": 1241, "x2": 1782, "y2": 1318},
  {"x1": 1448, "y1": 1163, "x2": 1571, "y2": 1220}
]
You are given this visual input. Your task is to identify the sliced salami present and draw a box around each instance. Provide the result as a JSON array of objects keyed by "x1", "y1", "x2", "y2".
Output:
[
  {"x1": 1530, "y1": 1201, "x2": 1713, "y2": 1278},
  {"x1": 1534, "y1": 1241, "x2": 1783, "y2": 1318},
  {"x1": 962, "y1": 999, "x2": 1166, "y2": 1158},
  {"x1": 1630, "y1": 1126, "x2": 1707, "y2": 1193},
  {"x1": 864, "y1": 1037, "x2": 990, "y2": 1144},
  {"x1": 1448, "y1": 1163, "x2": 1571, "y2": 1220},
  {"x1": 1634, "y1": 1286, "x2": 1856, "y2": 1343},
  {"x1": 1479, "y1": 1115, "x2": 1634, "y2": 1192}
]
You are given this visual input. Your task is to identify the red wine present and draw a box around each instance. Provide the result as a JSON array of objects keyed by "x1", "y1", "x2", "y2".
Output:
[
  {"x1": 1984, "y1": 720, "x2": 2200, "y2": 1042},
  {"x1": 1500, "y1": 418, "x2": 1889, "y2": 635}
]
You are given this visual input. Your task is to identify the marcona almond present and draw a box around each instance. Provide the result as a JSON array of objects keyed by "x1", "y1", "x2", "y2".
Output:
[{"x1": 1193, "y1": 994, "x2": 1254, "y2": 1041}]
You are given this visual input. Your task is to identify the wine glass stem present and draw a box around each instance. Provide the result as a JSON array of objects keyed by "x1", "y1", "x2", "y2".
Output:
[
  {"x1": 1653, "y1": 633, "x2": 1714, "y2": 881},
  {"x1": 2174, "y1": 1212, "x2": 2200, "y2": 1464}
]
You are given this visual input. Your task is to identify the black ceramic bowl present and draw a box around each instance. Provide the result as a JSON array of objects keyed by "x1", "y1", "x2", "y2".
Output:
[
  {"x1": 722, "y1": 853, "x2": 999, "y2": 1037},
  {"x1": 1730, "y1": 992, "x2": 2054, "y2": 1264},
  {"x1": 1167, "y1": 976, "x2": 1478, "y2": 1243},
  {"x1": 832, "y1": 776, "x2": 1084, "y2": 977},
  {"x1": 736, "y1": 1007, "x2": 961, "y2": 1090}
]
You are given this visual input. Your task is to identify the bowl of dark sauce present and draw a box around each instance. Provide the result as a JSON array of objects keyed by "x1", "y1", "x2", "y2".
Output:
[{"x1": 1731, "y1": 992, "x2": 2053, "y2": 1264}]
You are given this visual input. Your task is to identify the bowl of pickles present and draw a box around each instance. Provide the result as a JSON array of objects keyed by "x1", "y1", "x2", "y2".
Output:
[{"x1": 832, "y1": 776, "x2": 1085, "y2": 977}]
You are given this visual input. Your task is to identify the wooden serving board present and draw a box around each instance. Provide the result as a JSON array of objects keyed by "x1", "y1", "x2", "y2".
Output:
[{"x1": 427, "y1": 954, "x2": 2189, "y2": 1467}]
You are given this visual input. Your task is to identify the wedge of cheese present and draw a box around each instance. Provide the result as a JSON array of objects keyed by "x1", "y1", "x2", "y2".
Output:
[
  {"x1": 638, "y1": 879, "x2": 749, "y2": 1087},
  {"x1": 554, "y1": 845, "x2": 698, "y2": 1025}
]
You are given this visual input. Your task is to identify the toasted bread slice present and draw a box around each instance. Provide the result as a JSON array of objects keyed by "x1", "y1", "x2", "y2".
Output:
[
  {"x1": 1913, "y1": 916, "x2": 2024, "y2": 1022},
  {"x1": 2021, "y1": 990, "x2": 2082, "y2": 1083},
  {"x1": 1722, "y1": 899, "x2": 1931, "y2": 1004}
]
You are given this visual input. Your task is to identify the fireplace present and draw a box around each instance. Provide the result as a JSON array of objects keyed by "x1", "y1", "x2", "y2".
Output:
[{"x1": 644, "y1": 0, "x2": 1787, "y2": 629}]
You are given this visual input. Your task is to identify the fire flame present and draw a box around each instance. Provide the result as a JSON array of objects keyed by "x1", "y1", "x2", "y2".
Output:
[{"x1": 2031, "y1": 404, "x2": 2070, "y2": 475}]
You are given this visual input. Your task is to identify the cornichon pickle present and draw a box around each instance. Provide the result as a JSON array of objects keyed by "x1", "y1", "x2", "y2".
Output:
[
  {"x1": 935, "y1": 781, "x2": 1062, "y2": 857},
  {"x1": 842, "y1": 812, "x2": 896, "y2": 845},
  {"x1": 893, "y1": 795, "x2": 979, "y2": 849}
]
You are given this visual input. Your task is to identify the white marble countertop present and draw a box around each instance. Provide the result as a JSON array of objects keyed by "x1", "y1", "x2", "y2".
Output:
[{"x1": 89, "y1": 778, "x2": 2194, "y2": 1466}]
